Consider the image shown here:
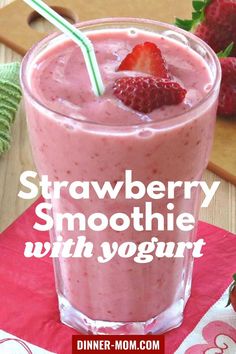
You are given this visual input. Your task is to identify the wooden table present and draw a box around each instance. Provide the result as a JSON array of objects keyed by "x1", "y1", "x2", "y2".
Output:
[{"x1": 0, "y1": 0, "x2": 235, "y2": 233}]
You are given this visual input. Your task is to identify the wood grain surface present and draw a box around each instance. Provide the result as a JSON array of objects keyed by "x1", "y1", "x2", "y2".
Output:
[{"x1": 0, "y1": 0, "x2": 235, "y2": 233}]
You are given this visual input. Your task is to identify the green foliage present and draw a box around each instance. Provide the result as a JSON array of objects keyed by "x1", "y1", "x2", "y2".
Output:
[{"x1": 175, "y1": 0, "x2": 211, "y2": 31}]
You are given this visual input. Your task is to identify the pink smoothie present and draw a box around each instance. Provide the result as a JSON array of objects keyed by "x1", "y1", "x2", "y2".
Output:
[{"x1": 23, "y1": 24, "x2": 219, "y2": 333}]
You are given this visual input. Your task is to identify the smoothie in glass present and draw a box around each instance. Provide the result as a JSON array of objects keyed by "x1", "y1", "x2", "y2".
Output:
[{"x1": 21, "y1": 18, "x2": 221, "y2": 334}]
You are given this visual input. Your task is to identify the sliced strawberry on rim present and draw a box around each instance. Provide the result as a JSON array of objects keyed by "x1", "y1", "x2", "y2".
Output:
[
  {"x1": 117, "y1": 42, "x2": 169, "y2": 79},
  {"x1": 113, "y1": 77, "x2": 186, "y2": 114}
]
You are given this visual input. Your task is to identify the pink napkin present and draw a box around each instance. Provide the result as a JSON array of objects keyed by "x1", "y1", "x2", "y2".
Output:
[{"x1": 0, "y1": 198, "x2": 235, "y2": 354}]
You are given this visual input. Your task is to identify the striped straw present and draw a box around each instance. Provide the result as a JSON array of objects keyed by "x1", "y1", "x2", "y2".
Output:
[{"x1": 23, "y1": 0, "x2": 105, "y2": 96}]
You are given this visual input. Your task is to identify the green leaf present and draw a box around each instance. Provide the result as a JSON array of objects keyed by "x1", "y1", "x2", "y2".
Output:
[
  {"x1": 175, "y1": 18, "x2": 194, "y2": 31},
  {"x1": 192, "y1": 11, "x2": 201, "y2": 20},
  {"x1": 193, "y1": 1, "x2": 205, "y2": 11},
  {"x1": 175, "y1": 0, "x2": 211, "y2": 32},
  {"x1": 217, "y1": 42, "x2": 234, "y2": 58}
]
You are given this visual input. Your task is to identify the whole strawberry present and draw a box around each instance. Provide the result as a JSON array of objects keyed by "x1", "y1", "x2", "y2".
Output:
[
  {"x1": 194, "y1": 22, "x2": 235, "y2": 55},
  {"x1": 217, "y1": 43, "x2": 236, "y2": 116},
  {"x1": 226, "y1": 274, "x2": 236, "y2": 311},
  {"x1": 205, "y1": 0, "x2": 236, "y2": 28},
  {"x1": 175, "y1": 0, "x2": 236, "y2": 56}
]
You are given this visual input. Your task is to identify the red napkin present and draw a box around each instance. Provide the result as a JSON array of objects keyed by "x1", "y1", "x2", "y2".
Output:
[{"x1": 0, "y1": 198, "x2": 235, "y2": 354}]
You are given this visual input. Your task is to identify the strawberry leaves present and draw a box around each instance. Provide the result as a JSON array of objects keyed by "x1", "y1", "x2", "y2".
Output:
[
  {"x1": 175, "y1": 0, "x2": 211, "y2": 31},
  {"x1": 217, "y1": 42, "x2": 234, "y2": 58},
  {"x1": 193, "y1": 1, "x2": 207, "y2": 11}
]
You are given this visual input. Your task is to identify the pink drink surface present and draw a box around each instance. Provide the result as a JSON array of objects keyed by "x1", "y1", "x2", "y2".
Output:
[{"x1": 25, "y1": 28, "x2": 217, "y2": 323}]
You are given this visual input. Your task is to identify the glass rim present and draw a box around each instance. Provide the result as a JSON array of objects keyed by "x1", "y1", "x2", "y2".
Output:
[{"x1": 20, "y1": 17, "x2": 221, "y2": 128}]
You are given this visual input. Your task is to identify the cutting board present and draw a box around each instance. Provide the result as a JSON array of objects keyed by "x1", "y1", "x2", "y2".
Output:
[{"x1": 0, "y1": 0, "x2": 235, "y2": 184}]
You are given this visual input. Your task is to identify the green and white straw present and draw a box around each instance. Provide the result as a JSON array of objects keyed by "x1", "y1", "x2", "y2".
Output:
[{"x1": 23, "y1": 0, "x2": 105, "y2": 96}]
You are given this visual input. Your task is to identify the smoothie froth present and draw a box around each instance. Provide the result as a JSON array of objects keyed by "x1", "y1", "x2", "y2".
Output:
[{"x1": 30, "y1": 28, "x2": 213, "y2": 125}]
